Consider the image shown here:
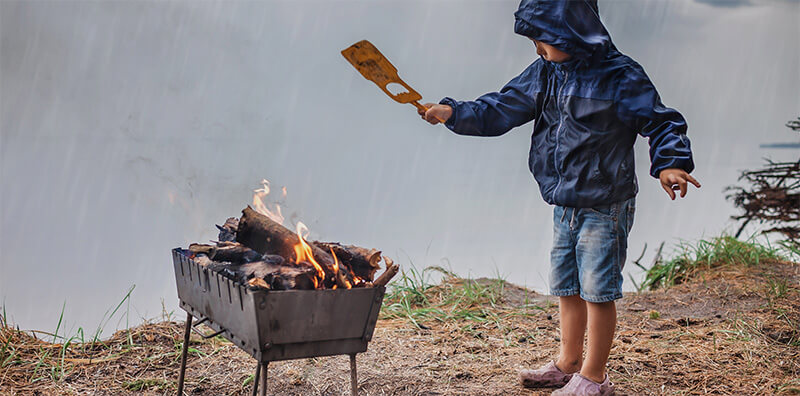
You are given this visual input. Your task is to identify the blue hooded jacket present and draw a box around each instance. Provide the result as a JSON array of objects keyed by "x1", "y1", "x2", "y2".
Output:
[{"x1": 439, "y1": 0, "x2": 694, "y2": 208}]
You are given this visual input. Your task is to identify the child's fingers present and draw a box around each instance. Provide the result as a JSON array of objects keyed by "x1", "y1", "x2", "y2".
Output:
[
  {"x1": 426, "y1": 110, "x2": 444, "y2": 124},
  {"x1": 419, "y1": 103, "x2": 435, "y2": 117},
  {"x1": 678, "y1": 178, "x2": 687, "y2": 198},
  {"x1": 686, "y1": 174, "x2": 701, "y2": 188},
  {"x1": 424, "y1": 111, "x2": 439, "y2": 124},
  {"x1": 661, "y1": 182, "x2": 676, "y2": 200}
]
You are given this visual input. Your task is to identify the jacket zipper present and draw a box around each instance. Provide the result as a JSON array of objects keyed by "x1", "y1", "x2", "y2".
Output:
[{"x1": 551, "y1": 70, "x2": 568, "y2": 203}]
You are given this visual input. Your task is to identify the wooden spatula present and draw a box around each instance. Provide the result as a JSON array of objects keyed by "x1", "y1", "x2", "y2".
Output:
[{"x1": 342, "y1": 40, "x2": 446, "y2": 123}]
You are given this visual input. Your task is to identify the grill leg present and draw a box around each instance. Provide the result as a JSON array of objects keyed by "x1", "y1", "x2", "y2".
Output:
[
  {"x1": 259, "y1": 362, "x2": 269, "y2": 396},
  {"x1": 177, "y1": 312, "x2": 193, "y2": 396},
  {"x1": 251, "y1": 363, "x2": 261, "y2": 396},
  {"x1": 349, "y1": 354, "x2": 358, "y2": 396}
]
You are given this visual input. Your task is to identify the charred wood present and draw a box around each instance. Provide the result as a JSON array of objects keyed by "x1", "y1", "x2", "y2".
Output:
[
  {"x1": 217, "y1": 217, "x2": 239, "y2": 242},
  {"x1": 237, "y1": 206, "x2": 341, "y2": 287},
  {"x1": 210, "y1": 257, "x2": 317, "y2": 290},
  {"x1": 372, "y1": 256, "x2": 399, "y2": 287},
  {"x1": 189, "y1": 242, "x2": 262, "y2": 263},
  {"x1": 211, "y1": 242, "x2": 262, "y2": 263},
  {"x1": 315, "y1": 242, "x2": 382, "y2": 281}
]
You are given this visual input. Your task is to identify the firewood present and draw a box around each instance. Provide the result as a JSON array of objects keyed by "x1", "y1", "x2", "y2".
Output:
[
  {"x1": 211, "y1": 243, "x2": 262, "y2": 263},
  {"x1": 315, "y1": 242, "x2": 382, "y2": 281},
  {"x1": 335, "y1": 268, "x2": 352, "y2": 289},
  {"x1": 232, "y1": 259, "x2": 317, "y2": 290},
  {"x1": 189, "y1": 243, "x2": 215, "y2": 256},
  {"x1": 190, "y1": 242, "x2": 262, "y2": 263},
  {"x1": 248, "y1": 277, "x2": 270, "y2": 290},
  {"x1": 372, "y1": 256, "x2": 398, "y2": 287},
  {"x1": 193, "y1": 254, "x2": 214, "y2": 268},
  {"x1": 216, "y1": 217, "x2": 239, "y2": 242},
  {"x1": 237, "y1": 206, "x2": 338, "y2": 286}
]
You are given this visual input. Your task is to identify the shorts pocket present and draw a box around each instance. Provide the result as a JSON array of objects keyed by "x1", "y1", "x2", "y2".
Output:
[
  {"x1": 586, "y1": 204, "x2": 616, "y2": 220},
  {"x1": 625, "y1": 199, "x2": 636, "y2": 233}
]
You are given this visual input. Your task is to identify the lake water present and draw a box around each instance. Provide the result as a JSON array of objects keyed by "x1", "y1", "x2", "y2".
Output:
[{"x1": 1, "y1": 0, "x2": 798, "y2": 336}]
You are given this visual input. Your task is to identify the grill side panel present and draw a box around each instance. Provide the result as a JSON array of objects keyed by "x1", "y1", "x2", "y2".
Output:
[
  {"x1": 172, "y1": 249, "x2": 261, "y2": 357},
  {"x1": 256, "y1": 286, "x2": 385, "y2": 361}
]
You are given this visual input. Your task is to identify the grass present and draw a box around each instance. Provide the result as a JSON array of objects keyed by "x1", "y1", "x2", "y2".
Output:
[
  {"x1": 382, "y1": 266, "x2": 510, "y2": 324},
  {"x1": 122, "y1": 378, "x2": 172, "y2": 392},
  {"x1": 0, "y1": 285, "x2": 138, "y2": 387},
  {"x1": 380, "y1": 264, "x2": 552, "y2": 348},
  {"x1": 638, "y1": 235, "x2": 787, "y2": 290}
]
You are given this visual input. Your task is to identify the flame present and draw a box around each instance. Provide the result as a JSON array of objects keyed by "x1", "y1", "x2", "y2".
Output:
[
  {"x1": 331, "y1": 247, "x2": 352, "y2": 289},
  {"x1": 251, "y1": 178, "x2": 359, "y2": 290},
  {"x1": 253, "y1": 179, "x2": 285, "y2": 224},
  {"x1": 293, "y1": 222, "x2": 326, "y2": 287}
]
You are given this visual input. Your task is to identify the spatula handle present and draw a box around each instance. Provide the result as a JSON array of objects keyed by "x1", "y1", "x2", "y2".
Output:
[{"x1": 412, "y1": 101, "x2": 448, "y2": 124}]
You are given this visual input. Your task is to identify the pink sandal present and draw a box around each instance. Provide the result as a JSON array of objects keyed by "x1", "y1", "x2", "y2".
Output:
[
  {"x1": 519, "y1": 361, "x2": 574, "y2": 388},
  {"x1": 551, "y1": 373, "x2": 615, "y2": 396}
]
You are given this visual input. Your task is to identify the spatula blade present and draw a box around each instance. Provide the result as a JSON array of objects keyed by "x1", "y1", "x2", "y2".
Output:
[{"x1": 341, "y1": 40, "x2": 422, "y2": 104}]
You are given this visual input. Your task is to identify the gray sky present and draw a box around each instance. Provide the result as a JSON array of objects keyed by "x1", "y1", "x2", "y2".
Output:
[{"x1": 1, "y1": 0, "x2": 798, "y2": 334}]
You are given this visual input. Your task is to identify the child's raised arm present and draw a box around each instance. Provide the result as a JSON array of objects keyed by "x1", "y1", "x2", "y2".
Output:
[{"x1": 422, "y1": 64, "x2": 541, "y2": 136}]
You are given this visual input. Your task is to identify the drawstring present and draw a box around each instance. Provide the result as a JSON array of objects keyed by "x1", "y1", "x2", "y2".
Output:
[
  {"x1": 569, "y1": 208, "x2": 576, "y2": 229},
  {"x1": 560, "y1": 207, "x2": 577, "y2": 229}
]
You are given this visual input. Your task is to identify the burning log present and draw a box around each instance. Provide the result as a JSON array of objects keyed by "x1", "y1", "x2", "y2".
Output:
[
  {"x1": 372, "y1": 256, "x2": 399, "y2": 287},
  {"x1": 316, "y1": 242, "x2": 382, "y2": 281},
  {"x1": 206, "y1": 256, "x2": 318, "y2": 290},
  {"x1": 237, "y1": 206, "x2": 355, "y2": 287},
  {"x1": 238, "y1": 260, "x2": 317, "y2": 290},
  {"x1": 238, "y1": 207, "x2": 332, "y2": 265}
]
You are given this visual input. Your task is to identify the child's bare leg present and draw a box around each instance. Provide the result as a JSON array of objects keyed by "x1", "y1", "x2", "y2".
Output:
[
  {"x1": 555, "y1": 294, "x2": 586, "y2": 373},
  {"x1": 580, "y1": 300, "x2": 616, "y2": 383}
]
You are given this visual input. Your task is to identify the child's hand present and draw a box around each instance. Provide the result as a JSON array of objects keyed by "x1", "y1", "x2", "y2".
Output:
[
  {"x1": 418, "y1": 103, "x2": 453, "y2": 125},
  {"x1": 659, "y1": 168, "x2": 701, "y2": 200}
]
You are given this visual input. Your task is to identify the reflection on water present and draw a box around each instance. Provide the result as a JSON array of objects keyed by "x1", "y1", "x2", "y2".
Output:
[{"x1": 1, "y1": 0, "x2": 798, "y2": 335}]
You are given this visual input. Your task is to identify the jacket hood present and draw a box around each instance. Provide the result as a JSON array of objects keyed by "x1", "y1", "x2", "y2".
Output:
[{"x1": 514, "y1": 0, "x2": 613, "y2": 62}]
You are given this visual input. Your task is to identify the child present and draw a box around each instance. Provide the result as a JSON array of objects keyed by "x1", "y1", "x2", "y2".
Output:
[{"x1": 419, "y1": 1, "x2": 700, "y2": 395}]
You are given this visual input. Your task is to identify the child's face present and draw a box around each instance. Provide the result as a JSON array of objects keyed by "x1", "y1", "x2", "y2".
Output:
[{"x1": 531, "y1": 39, "x2": 572, "y2": 63}]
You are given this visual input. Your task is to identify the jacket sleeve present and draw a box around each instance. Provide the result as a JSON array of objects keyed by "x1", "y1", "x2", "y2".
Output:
[
  {"x1": 438, "y1": 65, "x2": 538, "y2": 137},
  {"x1": 617, "y1": 65, "x2": 695, "y2": 178}
]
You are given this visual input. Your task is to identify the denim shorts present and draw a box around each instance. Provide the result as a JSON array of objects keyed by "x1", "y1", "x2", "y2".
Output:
[{"x1": 549, "y1": 197, "x2": 635, "y2": 303}]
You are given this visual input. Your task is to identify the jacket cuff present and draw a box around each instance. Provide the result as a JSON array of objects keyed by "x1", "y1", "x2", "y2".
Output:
[
  {"x1": 651, "y1": 158, "x2": 695, "y2": 178},
  {"x1": 438, "y1": 97, "x2": 459, "y2": 129}
]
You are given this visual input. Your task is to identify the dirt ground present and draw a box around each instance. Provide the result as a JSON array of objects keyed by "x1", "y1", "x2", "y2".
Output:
[{"x1": 2, "y1": 260, "x2": 798, "y2": 395}]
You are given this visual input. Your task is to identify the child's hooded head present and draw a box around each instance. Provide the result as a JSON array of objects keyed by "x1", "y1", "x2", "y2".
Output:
[{"x1": 514, "y1": 0, "x2": 612, "y2": 63}]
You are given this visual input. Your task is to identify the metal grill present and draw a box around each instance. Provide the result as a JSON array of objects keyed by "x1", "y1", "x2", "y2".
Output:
[{"x1": 172, "y1": 248, "x2": 385, "y2": 396}]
